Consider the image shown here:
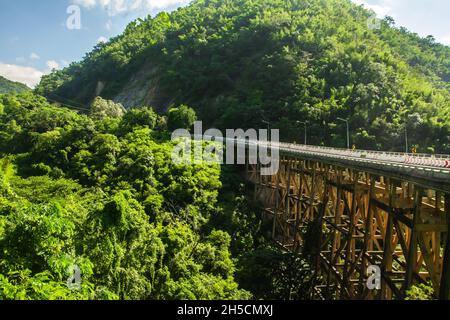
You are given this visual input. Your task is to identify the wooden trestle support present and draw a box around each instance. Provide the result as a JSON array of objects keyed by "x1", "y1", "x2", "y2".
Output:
[{"x1": 246, "y1": 156, "x2": 450, "y2": 300}]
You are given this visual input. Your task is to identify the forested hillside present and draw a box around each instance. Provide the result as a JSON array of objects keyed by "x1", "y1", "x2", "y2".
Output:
[
  {"x1": 36, "y1": 0, "x2": 450, "y2": 153},
  {"x1": 0, "y1": 76, "x2": 29, "y2": 94}
]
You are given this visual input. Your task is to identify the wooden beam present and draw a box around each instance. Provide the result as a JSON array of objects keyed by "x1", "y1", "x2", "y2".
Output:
[
  {"x1": 439, "y1": 194, "x2": 450, "y2": 300},
  {"x1": 404, "y1": 188, "x2": 422, "y2": 293},
  {"x1": 381, "y1": 180, "x2": 395, "y2": 300}
]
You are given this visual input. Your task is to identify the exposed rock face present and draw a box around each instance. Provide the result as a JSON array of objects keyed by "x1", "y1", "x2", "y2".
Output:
[{"x1": 113, "y1": 64, "x2": 170, "y2": 113}]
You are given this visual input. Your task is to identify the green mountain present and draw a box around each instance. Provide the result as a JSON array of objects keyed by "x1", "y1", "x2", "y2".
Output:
[
  {"x1": 0, "y1": 76, "x2": 29, "y2": 94},
  {"x1": 1, "y1": 0, "x2": 446, "y2": 301},
  {"x1": 36, "y1": 0, "x2": 450, "y2": 153}
]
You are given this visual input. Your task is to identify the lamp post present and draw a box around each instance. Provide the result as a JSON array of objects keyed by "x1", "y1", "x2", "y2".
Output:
[
  {"x1": 337, "y1": 117, "x2": 350, "y2": 149},
  {"x1": 296, "y1": 120, "x2": 308, "y2": 145},
  {"x1": 405, "y1": 126, "x2": 409, "y2": 154},
  {"x1": 403, "y1": 117, "x2": 409, "y2": 154}
]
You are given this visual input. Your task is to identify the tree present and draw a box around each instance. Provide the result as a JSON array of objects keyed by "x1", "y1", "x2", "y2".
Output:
[
  {"x1": 82, "y1": 191, "x2": 165, "y2": 300},
  {"x1": 89, "y1": 97, "x2": 126, "y2": 120},
  {"x1": 0, "y1": 76, "x2": 29, "y2": 94},
  {"x1": 167, "y1": 105, "x2": 197, "y2": 131},
  {"x1": 0, "y1": 92, "x2": 251, "y2": 300},
  {"x1": 120, "y1": 106, "x2": 158, "y2": 132},
  {"x1": 237, "y1": 247, "x2": 316, "y2": 300}
]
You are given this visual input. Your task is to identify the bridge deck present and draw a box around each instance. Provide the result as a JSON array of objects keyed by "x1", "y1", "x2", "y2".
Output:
[
  {"x1": 271, "y1": 142, "x2": 450, "y2": 193},
  {"x1": 233, "y1": 138, "x2": 450, "y2": 192},
  {"x1": 192, "y1": 135, "x2": 450, "y2": 191}
]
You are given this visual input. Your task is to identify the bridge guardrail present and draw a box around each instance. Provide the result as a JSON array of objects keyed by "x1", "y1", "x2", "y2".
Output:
[
  {"x1": 192, "y1": 135, "x2": 450, "y2": 170},
  {"x1": 274, "y1": 141, "x2": 450, "y2": 169}
]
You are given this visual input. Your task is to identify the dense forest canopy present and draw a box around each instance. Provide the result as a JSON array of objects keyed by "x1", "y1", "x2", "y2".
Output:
[
  {"x1": 1, "y1": 91, "x2": 320, "y2": 300},
  {"x1": 36, "y1": 0, "x2": 450, "y2": 153},
  {"x1": 0, "y1": 92, "x2": 255, "y2": 299},
  {"x1": 0, "y1": 76, "x2": 29, "y2": 94}
]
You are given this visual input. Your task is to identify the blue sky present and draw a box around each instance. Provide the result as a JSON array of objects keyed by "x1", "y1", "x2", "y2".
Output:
[{"x1": 0, "y1": 0, "x2": 449, "y2": 88}]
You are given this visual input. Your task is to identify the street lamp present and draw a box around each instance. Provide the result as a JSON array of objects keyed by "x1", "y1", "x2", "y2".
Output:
[
  {"x1": 296, "y1": 120, "x2": 308, "y2": 145},
  {"x1": 403, "y1": 117, "x2": 409, "y2": 154},
  {"x1": 337, "y1": 117, "x2": 350, "y2": 149},
  {"x1": 404, "y1": 125, "x2": 409, "y2": 154}
]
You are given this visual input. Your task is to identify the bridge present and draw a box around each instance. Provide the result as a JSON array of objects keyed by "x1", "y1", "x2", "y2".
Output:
[{"x1": 227, "y1": 138, "x2": 450, "y2": 300}]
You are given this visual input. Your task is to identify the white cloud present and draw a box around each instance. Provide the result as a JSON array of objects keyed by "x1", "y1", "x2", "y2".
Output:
[
  {"x1": 103, "y1": 0, "x2": 128, "y2": 16},
  {"x1": 145, "y1": 0, "x2": 189, "y2": 10},
  {"x1": 130, "y1": 0, "x2": 143, "y2": 10},
  {"x1": 438, "y1": 35, "x2": 450, "y2": 46},
  {"x1": 352, "y1": 0, "x2": 393, "y2": 17},
  {"x1": 73, "y1": 0, "x2": 97, "y2": 9},
  {"x1": 97, "y1": 36, "x2": 108, "y2": 43},
  {"x1": 105, "y1": 19, "x2": 113, "y2": 31},
  {"x1": 46, "y1": 60, "x2": 61, "y2": 71},
  {"x1": 61, "y1": 60, "x2": 70, "y2": 67},
  {"x1": 0, "y1": 58, "x2": 69, "y2": 89},
  {"x1": 30, "y1": 52, "x2": 40, "y2": 60},
  {"x1": 0, "y1": 63, "x2": 43, "y2": 88},
  {"x1": 72, "y1": 0, "x2": 189, "y2": 16},
  {"x1": 351, "y1": 0, "x2": 450, "y2": 46}
]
